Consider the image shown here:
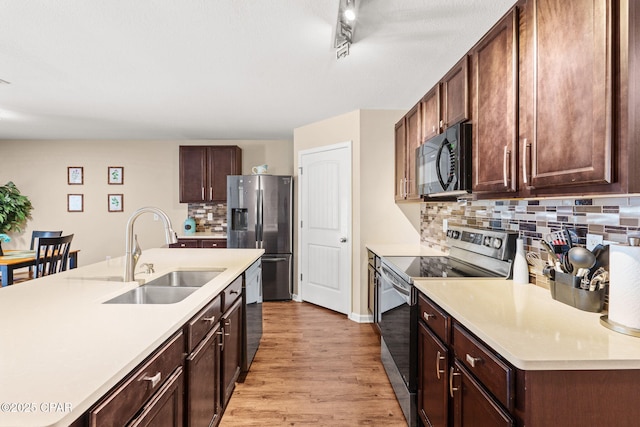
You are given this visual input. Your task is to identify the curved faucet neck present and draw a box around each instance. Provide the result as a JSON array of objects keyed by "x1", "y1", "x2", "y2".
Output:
[{"x1": 124, "y1": 207, "x2": 178, "y2": 282}]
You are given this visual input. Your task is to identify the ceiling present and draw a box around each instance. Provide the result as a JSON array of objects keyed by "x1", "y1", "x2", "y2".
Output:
[{"x1": 0, "y1": 0, "x2": 516, "y2": 140}]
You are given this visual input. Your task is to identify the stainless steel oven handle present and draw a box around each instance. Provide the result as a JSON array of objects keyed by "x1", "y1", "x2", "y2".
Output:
[{"x1": 391, "y1": 282, "x2": 410, "y2": 296}]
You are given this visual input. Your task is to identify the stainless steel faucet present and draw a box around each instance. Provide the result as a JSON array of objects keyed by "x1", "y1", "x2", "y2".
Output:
[{"x1": 124, "y1": 207, "x2": 178, "y2": 282}]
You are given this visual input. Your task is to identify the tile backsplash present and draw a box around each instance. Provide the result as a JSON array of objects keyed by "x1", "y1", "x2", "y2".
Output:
[
  {"x1": 420, "y1": 196, "x2": 640, "y2": 288},
  {"x1": 187, "y1": 203, "x2": 228, "y2": 232}
]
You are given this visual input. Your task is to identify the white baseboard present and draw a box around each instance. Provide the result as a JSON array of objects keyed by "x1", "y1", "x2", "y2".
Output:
[
  {"x1": 291, "y1": 293, "x2": 302, "y2": 302},
  {"x1": 348, "y1": 312, "x2": 373, "y2": 323}
]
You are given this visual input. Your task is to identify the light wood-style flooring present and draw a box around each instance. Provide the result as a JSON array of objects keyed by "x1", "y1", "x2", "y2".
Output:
[{"x1": 220, "y1": 301, "x2": 407, "y2": 426}]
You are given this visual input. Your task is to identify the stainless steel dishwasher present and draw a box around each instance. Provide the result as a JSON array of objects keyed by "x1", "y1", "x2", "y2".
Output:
[{"x1": 239, "y1": 259, "x2": 262, "y2": 381}]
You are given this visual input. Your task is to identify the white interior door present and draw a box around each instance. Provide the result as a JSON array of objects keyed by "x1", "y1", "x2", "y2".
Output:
[{"x1": 299, "y1": 142, "x2": 351, "y2": 315}]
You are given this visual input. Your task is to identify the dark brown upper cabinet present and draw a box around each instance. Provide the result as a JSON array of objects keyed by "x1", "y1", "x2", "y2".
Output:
[
  {"x1": 180, "y1": 146, "x2": 242, "y2": 203},
  {"x1": 395, "y1": 103, "x2": 422, "y2": 202},
  {"x1": 421, "y1": 86, "x2": 441, "y2": 142},
  {"x1": 519, "y1": 0, "x2": 613, "y2": 193},
  {"x1": 441, "y1": 56, "x2": 470, "y2": 130},
  {"x1": 420, "y1": 57, "x2": 470, "y2": 143},
  {"x1": 471, "y1": 7, "x2": 519, "y2": 194}
]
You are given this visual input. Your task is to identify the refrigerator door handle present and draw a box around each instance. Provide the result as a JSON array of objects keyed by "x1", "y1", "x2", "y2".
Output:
[
  {"x1": 262, "y1": 257, "x2": 288, "y2": 262},
  {"x1": 257, "y1": 187, "x2": 264, "y2": 248}
]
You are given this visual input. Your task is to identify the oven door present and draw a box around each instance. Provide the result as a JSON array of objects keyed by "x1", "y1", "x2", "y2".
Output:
[
  {"x1": 378, "y1": 265, "x2": 414, "y2": 386},
  {"x1": 378, "y1": 265, "x2": 418, "y2": 426}
]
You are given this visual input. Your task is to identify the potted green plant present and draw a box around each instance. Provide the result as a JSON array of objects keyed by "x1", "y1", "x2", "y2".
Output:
[{"x1": 0, "y1": 181, "x2": 33, "y2": 256}]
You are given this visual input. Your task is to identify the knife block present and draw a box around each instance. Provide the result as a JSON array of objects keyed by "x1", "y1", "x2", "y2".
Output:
[{"x1": 549, "y1": 271, "x2": 606, "y2": 313}]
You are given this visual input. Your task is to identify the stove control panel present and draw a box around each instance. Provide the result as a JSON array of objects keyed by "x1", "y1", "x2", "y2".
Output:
[{"x1": 446, "y1": 226, "x2": 517, "y2": 261}]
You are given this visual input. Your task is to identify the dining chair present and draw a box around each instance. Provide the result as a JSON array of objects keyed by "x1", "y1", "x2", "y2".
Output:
[
  {"x1": 34, "y1": 234, "x2": 74, "y2": 278},
  {"x1": 30, "y1": 230, "x2": 63, "y2": 250},
  {"x1": 28, "y1": 230, "x2": 63, "y2": 277}
]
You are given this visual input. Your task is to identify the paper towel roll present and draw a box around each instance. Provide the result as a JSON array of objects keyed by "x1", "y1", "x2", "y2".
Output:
[{"x1": 609, "y1": 244, "x2": 640, "y2": 329}]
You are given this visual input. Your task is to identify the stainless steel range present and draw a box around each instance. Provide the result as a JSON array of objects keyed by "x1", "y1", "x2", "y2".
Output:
[{"x1": 377, "y1": 226, "x2": 518, "y2": 427}]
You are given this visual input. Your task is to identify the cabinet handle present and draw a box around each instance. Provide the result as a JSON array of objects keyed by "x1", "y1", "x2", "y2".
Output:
[
  {"x1": 503, "y1": 146, "x2": 510, "y2": 188},
  {"x1": 202, "y1": 316, "x2": 216, "y2": 324},
  {"x1": 449, "y1": 367, "x2": 460, "y2": 397},
  {"x1": 522, "y1": 138, "x2": 530, "y2": 185},
  {"x1": 436, "y1": 350, "x2": 445, "y2": 380},
  {"x1": 217, "y1": 329, "x2": 224, "y2": 351},
  {"x1": 224, "y1": 319, "x2": 231, "y2": 336},
  {"x1": 140, "y1": 372, "x2": 162, "y2": 388},
  {"x1": 466, "y1": 353, "x2": 482, "y2": 368},
  {"x1": 201, "y1": 187, "x2": 205, "y2": 200},
  {"x1": 209, "y1": 187, "x2": 213, "y2": 200},
  {"x1": 423, "y1": 312, "x2": 436, "y2": 321}
]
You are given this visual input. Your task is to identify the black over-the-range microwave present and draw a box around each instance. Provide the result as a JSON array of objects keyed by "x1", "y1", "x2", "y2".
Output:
[{"x1": 416, "y1": 122, "x2": 472, "y2": 198}]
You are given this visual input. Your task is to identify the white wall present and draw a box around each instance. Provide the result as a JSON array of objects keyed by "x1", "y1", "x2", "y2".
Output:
[
  {"x1": 293, "y1": 109, "x2": 421, "y2": 319},
  {"x1": 0, "y1": 139, "x2": 292, "y2": 266}
]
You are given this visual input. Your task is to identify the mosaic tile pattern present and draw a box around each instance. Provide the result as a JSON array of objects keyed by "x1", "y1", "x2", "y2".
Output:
[
  {"x1": 187, "y1": 203, "x2": 228, "y2": 232},
  {"x1": 420, "y1": 196, "x2": 640, "y2": 289}
]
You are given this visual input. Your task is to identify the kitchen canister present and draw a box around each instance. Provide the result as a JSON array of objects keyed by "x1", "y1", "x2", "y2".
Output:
[
  {"x1": 601, "y1": 243, "x2": 640, "y2": 337},
  {"x1": 512, "y1": 237, "x2": 529, "y2": 284},
  {"x1": 183, "y1": 217, "x2": 196, "y2": 235}
]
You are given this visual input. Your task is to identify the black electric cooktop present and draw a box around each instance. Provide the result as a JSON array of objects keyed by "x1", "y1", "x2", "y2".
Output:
[{"x1": 382, "y1": 255, "x2": 503, "y2": 279}]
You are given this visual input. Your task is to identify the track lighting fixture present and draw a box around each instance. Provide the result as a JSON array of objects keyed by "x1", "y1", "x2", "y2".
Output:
[{"x1": 334, "y1": 0, "x2": 358, "y2": 59}]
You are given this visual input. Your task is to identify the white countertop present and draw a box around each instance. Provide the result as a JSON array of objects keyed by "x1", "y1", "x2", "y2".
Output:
[
  {"x1": 0, "y1": 248, "x2": 263, "y2": 427},
  {"x1": 414, "y1": 278, "x2": 640, "y2": 371},
  {"x1": 368, "y1": 244, "x2": 640, "y2": 371}
]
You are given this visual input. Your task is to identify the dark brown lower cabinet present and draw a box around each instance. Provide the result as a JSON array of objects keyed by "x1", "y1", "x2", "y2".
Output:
[
  {"x1": 221, "y1": 297, "x2": 243, "y2": 408},
  {"x1": 129, "y1": 367, "x2": 184, "y2": 427},
  {"x1": 451, "y1": 361, "x2": 513, "y2": 427},
  {"x1": 418, "y1": 321, "x2": 449, "y2": 427},
  {"x1": 89, "y1": 332, "x2": 185, "y2": 426},
  {"x1": 186, "y1": 323, "x2": 222, "y2": 427}
]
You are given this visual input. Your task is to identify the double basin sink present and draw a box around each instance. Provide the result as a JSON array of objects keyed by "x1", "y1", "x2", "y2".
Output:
[{"x1": 104, "y1": 270, "x2": 224, "y2": 304}]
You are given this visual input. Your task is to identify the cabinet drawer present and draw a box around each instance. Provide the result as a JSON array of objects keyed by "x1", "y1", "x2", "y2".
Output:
[
  {"x1": 418, "y1": 293, "x2": 450, "y2": 344},
  {"x1": 90, "y1": 331, "x2": 185, "y2": 426},
  {"x1": 201, "y1": 239, "x2": 226, "y2": 248},
  {"x1": 186, "y1": 295, "x2": 222, "y2": 352},
  {"x1": 170, "y1": 240, "x2": 199, "y2": 248},
  {"x1": 452, "y1": 323, "x2": 514, "y2": 411},
  {"x1": 222, "y1": 276, "x2": 243, "y2": 312}
]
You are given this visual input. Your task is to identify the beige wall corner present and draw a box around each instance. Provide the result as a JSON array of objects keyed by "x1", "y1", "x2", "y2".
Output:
[{"x1": 293, "y1": 109, "x2": 422, "y2": 320}]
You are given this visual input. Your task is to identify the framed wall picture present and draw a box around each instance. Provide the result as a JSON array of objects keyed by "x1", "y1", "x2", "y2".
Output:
[
  {"x1": 67, "y1": 194, "x2": 84, "y2": 212},
  {"x1": 108, "y1": 194, "x2": 124, "y2": 212},
  {"x1": 68, "y1": 167, "x2": 83, "y2": 185},
  {"x1": 108, "y1": 166, "x2": 124, "y2": 185}
]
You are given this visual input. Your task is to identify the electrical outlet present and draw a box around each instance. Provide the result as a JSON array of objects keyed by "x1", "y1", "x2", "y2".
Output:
[
  {"x1": 443, "y1": 219, "x2": 448, "y2": 233},
  {"x1": 586, "y1": 233, "x2": 603, "y2": 251},
  {"x1": 207, "y1": 213, "x2": 213, "y2": 220}
]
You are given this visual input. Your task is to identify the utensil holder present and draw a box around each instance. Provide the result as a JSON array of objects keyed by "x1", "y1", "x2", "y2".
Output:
[{"x1": 549, "y1": 271, "x2": 605, "y2": 313}]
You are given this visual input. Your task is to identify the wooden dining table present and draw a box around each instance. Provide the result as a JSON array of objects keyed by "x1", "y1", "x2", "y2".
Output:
[{"x1": 0, "y1": 249, "x2": 79, "y2": 287}]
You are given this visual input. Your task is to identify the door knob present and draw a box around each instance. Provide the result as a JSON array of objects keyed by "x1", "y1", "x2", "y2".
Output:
[{"x1": 340, "y1": 237, "x2": 347, "y2": 243}]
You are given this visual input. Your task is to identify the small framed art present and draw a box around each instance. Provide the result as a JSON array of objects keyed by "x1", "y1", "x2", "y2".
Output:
[
  {"x1": 108, "y1": 194, "x2": 124, "y2": 212},
  {"x1": 67, "y1": 194, "x2": 84, "y2": 212},
  {"x1": 108, "y1": 166, "x2": 124, "y2": 185},
  {"x1": 68, "y1": 167, "x2": 83, "y2": 185}
]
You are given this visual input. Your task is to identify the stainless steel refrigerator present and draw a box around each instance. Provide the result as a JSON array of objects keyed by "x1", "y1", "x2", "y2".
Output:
[{"x1": 227, "y1": 175, "x2": 293, "y2": 300}]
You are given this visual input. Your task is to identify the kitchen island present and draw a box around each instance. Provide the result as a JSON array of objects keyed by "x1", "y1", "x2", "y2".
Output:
[{"x1": 0, "y1": 248, "x2": 263, "y2": 427}]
